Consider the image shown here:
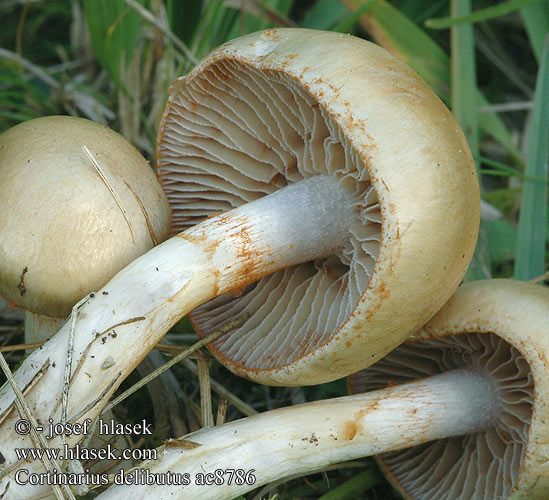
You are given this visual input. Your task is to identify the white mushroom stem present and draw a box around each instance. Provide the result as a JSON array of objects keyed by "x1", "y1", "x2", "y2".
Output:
[
  {"x1": 24, "y1": 312, "x2": 65, "y2": 344},
  {"x1": 0, "y1": 175, "x2": 354, "y2": 496},
  {"x1": 21, "y1": 175, "x2": 348, "y2": 345},
  {"x1": 97, "y1": 369, "x2": 500, "y2": 500}
]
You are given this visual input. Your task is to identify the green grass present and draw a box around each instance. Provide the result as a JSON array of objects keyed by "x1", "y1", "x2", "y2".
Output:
[
  {"x1": 514, "y1": 35, "x2": 549, "y2": 280},
  {"x1": 426, "y1": 0, "x2": 547, "y2": 28},
  {"x1": 0, "y1": 1, "x2": 547, "y2": 499}
]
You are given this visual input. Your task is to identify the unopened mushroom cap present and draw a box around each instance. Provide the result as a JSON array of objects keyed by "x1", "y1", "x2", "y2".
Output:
[
  {"x1": 157, "y1": 28, "x2": 480, "y2": 385},
  {"x1": 0, "y1": 116, "x2": 171, "y2": 318},
  {"x1": 349, "y1": 279, "x2": 549, "y2": 499}
]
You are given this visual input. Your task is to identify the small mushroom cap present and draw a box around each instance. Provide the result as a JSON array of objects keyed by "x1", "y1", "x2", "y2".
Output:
[
  {"x1": 349, "y1": 279, "x2": 549, "y2": 499},
  {"x1": 0, "y1": 116, "x2": 171, "y2": 318},
  {"x1": 157, "y1": 28, "x2": 480, "y2": 385}
]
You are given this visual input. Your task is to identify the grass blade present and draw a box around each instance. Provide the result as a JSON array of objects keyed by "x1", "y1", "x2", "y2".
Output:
[
  {"x1": 514, "y1": 36, "x2": 549, "y2": 280},
  {"x1": 166, "y1": 0, "x2": 203, "y2": 44},
  {"x1": 83, "y1": 0, "x2": 144, "y2": 81},
  {"x1": 484, "y1": 219, "x2": 517, "y2": 265},
  {"x1": 450, "y1": 0, "x2": 490, "y2": 280},
  {"x1": 317, "y1": 468, "x2": 381, "y2": 500},
  {"x1": 426, "y1": 0, "x2": 545, "y2": 29},
  {"x1": 521, "y1": 1, "x2": 549, "y2": 62},
  {"x1": 121, "y1": 0, "x2": 197, "y2": 63},
  {"x1": 302, "y1": 0, "x2": 349, "y2": 30},
  {"x1": 479, "y1": 155, "x2": 549, "y2": 183},
  {"x1": 332, "y1": 2, "x2": 375, "y2": 33},
  {"x1": 477, "y1": 94, "x2": 524, "y2": 166},
  {"x1": 400, "y1": 0, "x2": 447, "y2": 24},
  {"x1": 451, "y1": 0, "x2": 479, "y2": 166}
]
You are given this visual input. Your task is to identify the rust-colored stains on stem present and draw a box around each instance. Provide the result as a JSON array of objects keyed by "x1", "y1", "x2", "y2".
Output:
[
  {"x1": 343, "y1": 421, "x2": 359, "y2": 440},
  {"x1": 342, "y1": 401, "x2": 383, "y2": 441},
  {"x1": 218, "y1": 213, "x2": 273, "y2": 294},
  {"x1": 180, "y1": 209, "x2": 277, "y2": 298},
  {"x1": 177, "y1": 232, "x2": 209, "y2": 245},
  {"x1": 176, "y1": 231, "x2": 221, "y2": 297}
]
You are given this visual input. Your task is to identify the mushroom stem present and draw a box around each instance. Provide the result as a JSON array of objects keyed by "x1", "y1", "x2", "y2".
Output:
[
  {"x1": 24, "y1": 312, "x2": 65, "y2": 344},
  {"x1": 97, "y1": 369, "x2": 500, "y2": 500},
  {"x1": 183, "y1": 174, "x2": 354, "y2": 292},
  {"x1": 0, "y1": 175, "x2": 355, "y2": 496}
]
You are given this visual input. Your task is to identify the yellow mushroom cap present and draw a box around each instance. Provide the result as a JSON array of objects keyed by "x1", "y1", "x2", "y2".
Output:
[
  {"x1": 157, "y1": 28, "x2": 480, "y2": 385},
  {"x1": 0, "y1": 116, "x2": 171, "y2": 318}
]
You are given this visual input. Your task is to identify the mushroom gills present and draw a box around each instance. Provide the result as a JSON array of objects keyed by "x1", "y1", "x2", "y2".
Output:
[
  {"x1": 160, "y1": 58, "x2": 382, "y2": 371},
  {"x1": 354, "y1": 333, "x2": 533, "y2": 500}
]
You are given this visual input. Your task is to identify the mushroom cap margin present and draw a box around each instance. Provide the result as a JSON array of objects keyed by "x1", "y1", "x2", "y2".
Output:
[{"x1": 159, "y1": 28, "x2": 480, "y2": 385}]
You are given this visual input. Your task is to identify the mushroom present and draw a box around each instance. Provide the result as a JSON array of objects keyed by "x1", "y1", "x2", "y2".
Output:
[
  {"x1": 95, "y1": 279, "x2": 548, "y2": 500},
  {"x1": 0, "y1": 116, "x2": 171, "y2": 343},
  {"x1": 349, "y1": 278, "x2": 549, "y2": 499},
  {"x1": 157, "y1": 27, "x2": 479, "y2": 385},
  {"x1": 0, "y1": 29, "x2": 478, "y2": 497}
]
